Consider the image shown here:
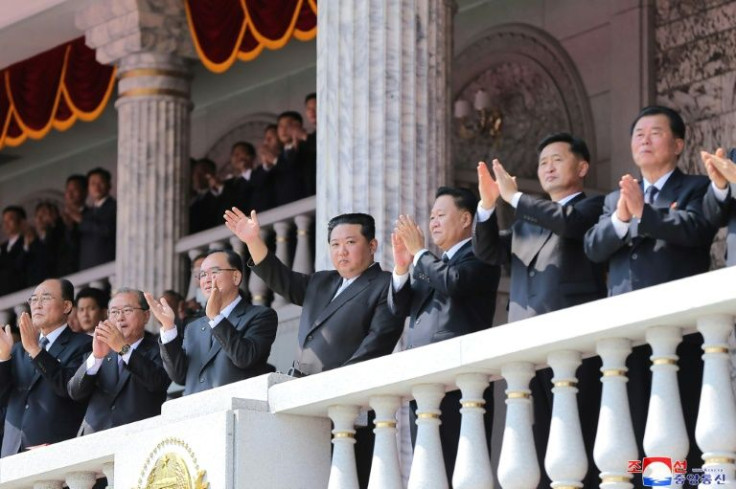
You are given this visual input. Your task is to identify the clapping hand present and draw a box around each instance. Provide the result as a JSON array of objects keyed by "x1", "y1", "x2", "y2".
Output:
[
  {"x1": 18, "y1": 312, "x2": 41, "y2": 358},
  {"x1": 477, "y1": 161, "x2": 500, "y2": 209},
  {"x1": 0, "y1": 325, "x2": 14, "y2": 361},
  {"x1": 391, "y1": 232, "x2": 413, "y2": 275},
  {"x1": 144, "y1": 292, "x2": 176, "y2": 331},
  {"x1": 491, "y1": 159, "x2": 518, "y2": 204},
  {"x1": 394, "y1": 215, "x2": 425, "y2": 256}
]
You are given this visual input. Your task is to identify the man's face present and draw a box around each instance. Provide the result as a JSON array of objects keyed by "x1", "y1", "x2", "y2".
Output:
[
  {"x1": 108, "y1": 293, "x2": 148, "y2": 343},
  {"x1": 88, "y1": 174, "x2": 111, "y2": 201},
  {"x1": 30, "y1": 280, "x2": 71, "y2": 332},
  {"x1": 537, "y1": 142, "x2": 588, "y2": 198},
  {"x1": 277, "y1": 117, "x2": 300, "y2": 144},
  {"x1": 191, "y1": 163, "x2": 211, "y2": 191},
  {"x1": 2, "y1": 211, "x2": 22, "y2": 236},
  {"x1": 305, "y1": 98, "x2": 317, "y2": 126},
  {"x1": 631, "y1": 114, "x2": 684, "y2": 172},
  {"x1": 198, "y1": 253, "x2": 241, "y2": 300},
  {"x1": 263, "y1": 128, "x2": 281, "y2": 154},
  {"x1": 230, "y1": 146, "x2": 253, "y2": 173},
  {"x1": 76, "y1": 297, "x2": 106, "y2": 333},
  {"x1": 429, "y1": 195, "x2": 471, "y2": 252},
  {"x1": 34, "y1": 206, "x2": 53, "y2": 232},
  {"x1": 65, "y1": 180, "x2": 86, "y2": 206},
  {"x1": 329, "y1": 224, "x2": 376, "y2": 279}
]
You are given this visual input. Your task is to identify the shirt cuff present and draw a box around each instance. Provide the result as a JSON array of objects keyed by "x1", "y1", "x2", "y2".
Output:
[
  {"x1": 160, "y1": 326, "x2": 178, "y2": 344},
  {"x1": 209, "y1": 314, "x2": 225, "y2": 329},
  {"x1": 712, "y1": 182, "x2": 729, "y2": 202},
  {"x1": 85, "y1": 354, "x2": 103, "y2": 375},
  {"x1": 510, "y1": 192, "x2": 523, "y2": 209},
  {"x1": 392, "y1": 271, "x2": 410, "y2": 291},
  {"x1": 611, "y1": 212, "x2": 631, "y2": 239},
  {"x1": 476, "y1": 203, "x2": 495, "y2": 223},
  {"x1": 412, "y1": 249, "x2": 428, "y2": 267}
]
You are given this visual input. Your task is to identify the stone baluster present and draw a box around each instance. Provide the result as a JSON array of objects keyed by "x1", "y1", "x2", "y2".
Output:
[
  {"x1": 594, "y1": 339, "x2": 637, "y2": 489},
  {"x1": 229, "y1": 236, "x2": 250, "y2": 295},
  {"x1": 89, "y1": 279, "x2": 109, "y2": 290},
  {"x1": 248, "y1": 228, "x2": 272, "y2": 306},
  {"x1": 408, "y1": 383, "x2": 448, "y2": 489},
  {"x1": 545, "y1": 351, "x2": 587, "y2": 488},
  {"x1": 452, "y1": 373, "x2": 493, "y2": 489},
  {"x1": 644, "y1": 327, "x2": 688, "y2": 470},
  {"x1": 271, "y1": 221, "x2": 293, "y2": 308},
  {"x1": 65, "y1": 471, "x2": 97, "y2": 489},
  {"x1": 34, "y1": 482, "x2": 63, "y2": 489},
  {"x1": 208, "y1": 240, "x2": 229, "y2": 251},
  {"x1": 696, "y1": 315, "x2": 736, "y2": 485},
  {"x1": 102, "y1": 461, "x2": 115, "y2": 488},
  {"x1": 328, "y1": 405, "x2": 360, "y2": 489},
  {"x1": 498, "y1": 362, "x2": 539, "y2": 489},
  {"x1": 368, "y1": 395, "x2": 402, "y2": 489},
  {"x1": 293, "y1": 214, "x2": 314, "y2": 275},
  {"x1": 186, "y1": 247, "x2": 206, "y2": 300}
]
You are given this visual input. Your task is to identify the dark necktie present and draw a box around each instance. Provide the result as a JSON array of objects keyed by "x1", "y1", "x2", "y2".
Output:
[
  {"x1": 117, "y1": 356, "x2": 125, "y2": 377},
  {"x1": 441, "y1": 253, "x2": 449, "y2": 264},
  {"x1": 39, "y1": 337, "x2": 49, "y2": 351},
  {"x1": 646, "y1": 186, "x2": 659, "y2": 205}
]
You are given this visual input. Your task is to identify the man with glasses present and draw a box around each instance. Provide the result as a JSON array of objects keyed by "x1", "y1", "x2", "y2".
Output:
[
  {"x1": 68, "y1": 288, "x2": 170, "y2": 434},
  {"x1": 0, "y1": 278, "x2": 92, "y2": 457},
  {"x1": 146, "y1": 249, "x2": 277, "y2": 395}
]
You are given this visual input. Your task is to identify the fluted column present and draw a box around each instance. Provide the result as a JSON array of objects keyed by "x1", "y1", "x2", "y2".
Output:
[
  {"x1": 328, "y1": 405, "x2": 360, "y2": 489},
  {"x1": 102, "y1": 461, "x2": 115, "y2": 488},
  {"x1": 77, "y1": 0, "x2": 195, "y2": 296},
  {"x1": 696, "y1": 315, "x2": 736, "y2": 485},
  {"x1": 272, "y1": 221, "x2": 293, "y2": 308},
  {"x1": 546, "y1": 351, "x2": 587, "y2": 488},
  {"x1": 316, "y1": 0, "x2": 452, "y2": 268},
  {"x1": 408, "y1": 383, "x2": 448, "y2": 489},
  {"x1": 644, "y1": 327, "x2": 688, "y2": 469},
  {"x1": 594, "y1": 339, "x2": 637, "y2": 489},
  {"x1": 65, "y1": 471, "x2": 97, "y2": 489},
  {"x1": 368, "y1": 395, "x2": 403, "y2": 489},
  {"x1": 293, "y1": 214, "x2": 314, "y2": 275},
  {"x1": 453, "y1": 373, "x2": 493, "y2": 489},
  {"x1": 498, "y1": 362, "x2": 539, "y2": 489}
]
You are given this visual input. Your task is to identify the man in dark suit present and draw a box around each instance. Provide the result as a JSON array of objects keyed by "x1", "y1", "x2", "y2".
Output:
[
  {"x1": 0, "y1": 278, "x2": 92, "y2": 457},
  {"x1": 0, "y1": 206, "x2": 29, "y2": 295},
  {"x1": 266, "y1": 111, "x2": 316, "y2": 206},
  {"x1": 389, "y1": 186, "x2": 500, "y2": 483},
  {"x1": 26, "y1": 202, "x2": 66, "y2": 285},
  {"x1": 79, "y1": 167, "x2": 116, "y2": 270},
  {"x1": 59, "y1": 174, "x2": 87, "y2": 275},
  {"x1": 701, "y1": 147, "x2": 736, "y2": 266},
  {"x1": 474, "y1": 134, "x2": 606, "y2": 488},
  {"x1": 189, "y1": 158, "x2": 224, "y2": 234},
  {"x1": 147, "y1": 249, "x2": 277, "y2": 396},
  {"x1": 221, "y1": 141, "x2": 274, "y2": 214},
  {"x1": 225, "y1": 209, "x2": 404, "y2": 375},
  {"x1": 584, "y1": 105, "x2": 717, "y2": 477},
  {"x1": 68, "y1": 288, "x2": 169, "y2": 434}
]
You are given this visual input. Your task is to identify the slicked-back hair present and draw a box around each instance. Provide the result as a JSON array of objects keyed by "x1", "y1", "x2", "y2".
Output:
[
  {"x1": 277, "y1": 110, "x2": 303, "y2": 126},
  {"x1": 435, "y1": 186, "x2": 478, "y2": 215},
  {"x1": 327, "y1": 213, "x2": 376, "y2": 242},
  {"x1": 87, "y1": 167, "x2": 112, "y2": 184},
  {"x1": 537, "y1": 132, "x2": 591, "y2": 162},
  {"x1": 264, "y1": 123, "x2": 278, "y2": 134},
  {"x1": 3, "y1": 205, "x2": 26, "y2": 220},
  {"x1": 206, "y1": 248, "x2": 244, "y2": 274},
  {"x1": 35, "y1": 201, "x2": 59, "y2": 214},
  {"x1": 231, "y1": 141, "x2": 256, "y2": 158},
  {"x1": 76, "y1": 287, "x2": 110, "y2": 310},
  {"x1": 630, "y1": 105, "x2": 686, "y2": 140},
  {"x1": 113, "y1": 287, "x2": 149, "y2": 310},
  {"x1": 305, "y1": 92, "x2": 316, "y2": 104},
  {"x1": 59, "y1": 279, "x2": 75, "y2": 305},
  {"x1": 66, "y1": 174, "x2": 87, "y2": 189},
  {"x1": 194, "y1": 158, "x2": 217, "y2": 174}
]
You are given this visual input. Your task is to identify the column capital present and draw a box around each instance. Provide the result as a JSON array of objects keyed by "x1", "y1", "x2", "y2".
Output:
[{"x1": 75, "y1": 0, "x2": 196, "y2": 65}]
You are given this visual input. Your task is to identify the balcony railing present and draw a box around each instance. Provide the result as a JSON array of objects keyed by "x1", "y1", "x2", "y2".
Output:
[{"x1": 1, "y1": 266, "x2": 735, "y2": 488}]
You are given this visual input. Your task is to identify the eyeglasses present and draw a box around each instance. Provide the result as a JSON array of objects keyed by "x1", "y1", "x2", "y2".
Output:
[
  {"x1": 108, "y1": 307, "x2": 145, "y2": 317},
  {"x1": 27, "y1": 294, "x2": 58, "y2": 306},
  {"x1": 198, "y1": 267, "x2": 236, "y2": 280}
]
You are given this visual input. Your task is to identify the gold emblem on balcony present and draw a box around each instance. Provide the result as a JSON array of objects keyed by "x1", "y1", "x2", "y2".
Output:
[{"x1": 137, "y1": 437, "x2": 209, "y2": 489}]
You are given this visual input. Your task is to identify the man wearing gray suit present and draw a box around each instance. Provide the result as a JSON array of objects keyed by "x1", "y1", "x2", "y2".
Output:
[
  {"x1": 147, "y1": 249, "x2": 278, "y2": 395},
  {"x1": 473, "y1": 133, "x2": 605, "y2": 488}
]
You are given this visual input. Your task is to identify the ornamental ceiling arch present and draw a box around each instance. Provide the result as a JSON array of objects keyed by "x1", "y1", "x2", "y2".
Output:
[{"x1": 452, "y1": 23, "x2": 596, "y2": 188}]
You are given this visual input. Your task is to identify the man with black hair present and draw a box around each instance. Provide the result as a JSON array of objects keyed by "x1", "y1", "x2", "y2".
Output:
[
  {"x1": 79, "y1": 167, "x2": 116, "y2": 269},
  {"x1": 474, "y1": 133, "x2": 606, "y2": 488},
  {"x1": 268, "y1": 111, "x2": 316, "y2": 206},
  {"x1": 585, "y1": 105, "x2": 717, "y2": 480},
  {"x1": 59, "y1": 174, "x2": 88, "y2": 274},
  {"x1": 225, "y1": 208, "x2": 404, "y2": 376},
  {"x1": 75, "y1": 287, "x2": 110, "y2": 335},
  {"x1": 146, "y1": 249, "x2": 277, "y2": 395},
  {"x1": 222, "y1": 141, "x2": 274, "y2": 214},
  {"x1": 389, "y1": 186, "x2": 500, "y2": 483},
  {"x1": 0, "y1": 206, "x2": 28, "y2": 295},
  {"x1": 701, "y1": 147, "x2": 736, "y2": 266},
  {"x1": 0, "y1": 278, "x2": 92, "y2": 457},
  {"x1": 189, "y1": 158, "x2": 223, "y2": 233}
]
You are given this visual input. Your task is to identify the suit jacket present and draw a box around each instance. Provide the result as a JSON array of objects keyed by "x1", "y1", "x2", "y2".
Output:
[
  {"x1": 160, "y1": 297, "x2": 277, "y2": 395},
  {"x1": 0, "y1": 327, "x2": 92, "y2": 457},
  {"x1": 0, "y1": 238, "x2": 26, "y2": 295},
  {"x1": 189, "y1": 190, "x2": 222, "y2": 234},
  {"x1": 474, "y1": 193, "x2": 606, "y2": 322},
  {"x1": 220, "y1": 167, "x2": 275, "y2": 216},
  {"x1": 26, "y1": 221, "x2": 66, "y2": 285},
  {"x1": 703, "y1": 182, "x2": 736, "y2": 266},
  {"x1": 388, "y1": 241, "x2": 500, "y2": 349},
  {"x1": 251, "y1": 252, "x2": 404, "y2": 375},
  {"x1": 272, "y1": 145, "x2": 315, "y2": 207},
  {"x1": 79, "y1": 197, "x2": 117, "y2": 270},
  {"x1": 584, "y1": 168, "x2": 716, "y2": 295},
  {"x1": 67, "y1": 333, "x2": 170, "y2": 435}
]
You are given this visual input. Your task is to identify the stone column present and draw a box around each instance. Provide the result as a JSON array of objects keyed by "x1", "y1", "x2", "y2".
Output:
[
  {"x1": 76, "y1": 0, "x2": 195, "y2": 295},
  {"x1": 316, "y1": 0, "x2": 453, "y2": 268}
]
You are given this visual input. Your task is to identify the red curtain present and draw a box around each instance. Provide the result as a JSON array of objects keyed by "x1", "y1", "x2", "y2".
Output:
[
  {"x1": 0, "y1": 38, "x2": 116, "y2": 150},
  {"x1": 186, "y1": 0, "x2": 317, "y2": 73}
]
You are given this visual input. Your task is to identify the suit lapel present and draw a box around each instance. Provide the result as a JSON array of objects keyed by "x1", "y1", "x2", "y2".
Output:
[
  {"x1": 412, "y1": 244, "x2": 469, "y2": 315},
  {"x1": 653, "y1": 168, "x2": 683, "y2": 208},
  {"x1": 29, "y1": 327, "x2": 70, "y2": 390},
  {"x1": 200, "y1": 300, "x2": 247, "y2": 372}
]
